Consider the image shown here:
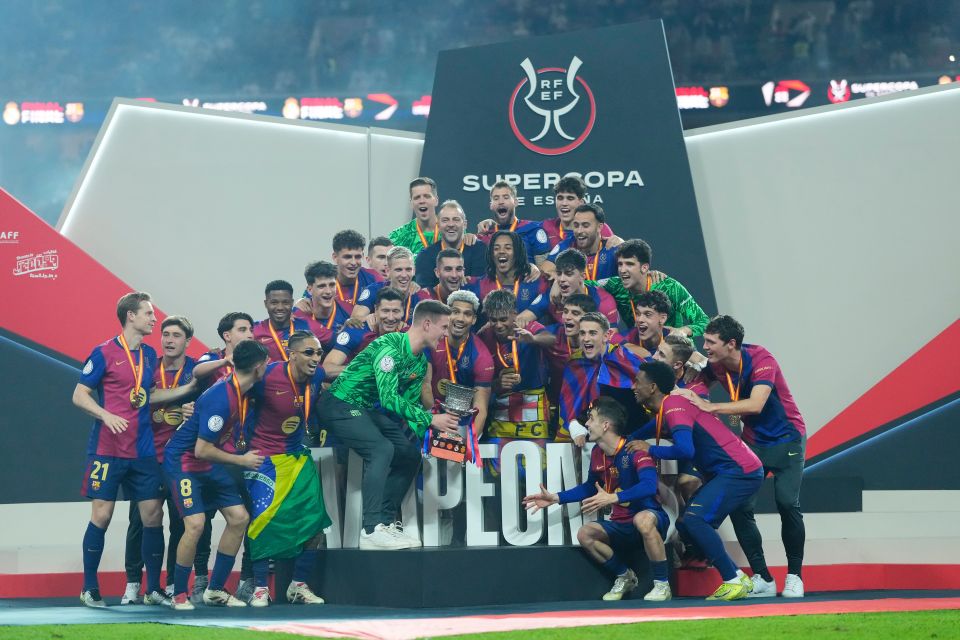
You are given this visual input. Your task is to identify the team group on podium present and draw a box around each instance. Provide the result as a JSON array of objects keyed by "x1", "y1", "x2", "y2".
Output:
[{"x1": 72, "y1": 175, "x2": 807, "y2": 610}]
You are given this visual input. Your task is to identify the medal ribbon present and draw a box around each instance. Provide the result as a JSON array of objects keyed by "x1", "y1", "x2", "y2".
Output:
[
  {"x1": 118, "y1": 333, "x2": 144, "y2": 399},
  {"x1": 230, "y1": 372, "x2": 248, "y2": 448},
  {"x1": 403, "y1": 294, "x2": 413, "y2": 324},
  {"x1": 558, "y1": 220, "x2": 565, "y2": 240},
  {"x1": 495, "y1": 338, "x2": 519, "y2": 370},
  {"x1": 336, "y1": 278, "x2": 359, "y2": 305},
  {"x1": 286, "y1": 363, "x2": 312, "y2": 422},
  {"x1": 416, "y1": 221, "x2": 439, "y2": 248},
  {"x1": 725, "y1": 356, "x2": 743, "y2": 403},
  {"x1": 315, "y1": 303, "x2": 337, "y2": 330},
  {"x1": 159, "y1": 362, "x2": 184, "y2": 389},
  {"x1": 444, "y1": 337, "x2": 466, "y2": 384},
  {"x1": 585, "y1": 240, "x2": 606, "y2": 281},
  {"x1": 603, "y1": 437, "x2": 627, "y2": 494},
  {"x1": 442, "y1": 239, "x2": 465, "y2": 253},
  {"x1": 267, "y1": 319, "x2": 294, "y2": 362},
  {"x1": 495, "y1": 276, "x2": 520, "y2": 297}
]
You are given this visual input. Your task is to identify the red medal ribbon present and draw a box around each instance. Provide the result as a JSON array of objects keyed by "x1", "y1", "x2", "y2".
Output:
[
  {"x1": 118, "y1": 333, "x2": 145, "y2": 400},
  {"x1": 267, "y1": 319, "x2": 294, "y2": 362}
]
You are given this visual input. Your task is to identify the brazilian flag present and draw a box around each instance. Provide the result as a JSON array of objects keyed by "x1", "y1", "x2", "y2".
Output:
[{"x1": 244, "y1": 450, "x2": 331, "y2": 560}]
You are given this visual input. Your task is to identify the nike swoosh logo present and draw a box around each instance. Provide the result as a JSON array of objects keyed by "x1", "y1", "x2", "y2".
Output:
[
  {"x1": 275, "y1": 390, "x2": 290, "y2": 395},
  {"x1": 788, "y1": 452, "x2": 800, "y2": 456},
  {"x1": 115, "y1": 360, "x2": 125, "y2": 366}
]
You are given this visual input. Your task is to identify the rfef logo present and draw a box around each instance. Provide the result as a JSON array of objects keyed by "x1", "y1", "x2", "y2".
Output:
[
  {"x1": 509, "y1": 56, "x2": 596, "y2": 156},
  {"x1": 828, "y1": 79, "x2": 851, "y2": 103},
  {"x1": 761, "y1": 80, "x2": 811, "y2": 108}
]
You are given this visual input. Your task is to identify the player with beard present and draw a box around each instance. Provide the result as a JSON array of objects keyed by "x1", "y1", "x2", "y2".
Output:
[
  {"x1": 519, "y1": 248, "x2": 618, "y2": 327},
  {"x1": 349, "y1": 246, "x2": 431, "y2": 326},
  {"x1": 293, "y1": 261, "x2": 350, "y2": 349},
  {"x1": 74, "y1": 292, "x2": 200, "y2": 608},
  {"x1": 673, "y1": 315, "x2": 807, "y2": 599},
  {"x1": 426, "y1": 249, "x2": 467, "y2": 304},
  {"x1": 318, "y1": 301, "x2": 459, "y2": 550},
  {"x1": 415, "y1": 200, "x2": 486, "y2": 287},
  {"x1": 541, "y1": 204, "x2": 621, "y2": 280},
  {"x1": 253, "y1": 280, "x2": 311, "y2": 363},
  {"x1": 477, "y1": 181, "x2": 550, "y2": 263},
  {"x1": 122, "y1": 315, "x2": 198, "y2": 604},
  {"x1": 557, "y1": 313, "x2": 641, "y2": 445},
  {"x1": 423, "y1": 290, "x2": 493, "y2": 430},
  {"x1": 163, "y1": 340, "x2": 270, "y2": 610},
  {"x1": 323, "y1": 287, "x2": 406, "y2": 377},
  {"x1": 367, "y1": 236, "x2": 393, "y2": 279},
  {"x1": 243, "y1": 331, "x2": 330, "y2": 607},
  {"x1": 541, "y1": 175, "x2": 614, "y2": 249},
  {"x1": 591, "y1": 239, "x2": 708, "y2": 338},
  {"x1": 632, "y1": 361, "x2": 762, "y2": 601},
  {"x1": 523, "y1": 397, "x2": 670, "y2": 602},
  {"x1": 477, "y1": 290, "x2": 554, "y2": 468},
  {"x1": 465, "y1": 231, "x2": 546, "y2": 317}
]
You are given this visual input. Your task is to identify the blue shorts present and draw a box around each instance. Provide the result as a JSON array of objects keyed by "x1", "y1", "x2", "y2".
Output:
[
  {"x1": 82, "y1": 455, "x2": 162, "y2": 502},
  {"x1": 164, "y1": 466, "x2": 243, "y2": 517},
  {"x1": 598, "y1": 508, "x2": 670, "y2": 547},
  {"x1": 685, "y1": 470, "x2": 763, "y2": 528}
]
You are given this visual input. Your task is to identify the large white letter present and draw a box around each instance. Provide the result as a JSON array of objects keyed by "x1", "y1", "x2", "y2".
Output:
[
  {"x1": 545, "y1": 443, "x2": 583, "y2": 546},
  {"x1": 422, "y1": 458, "x2": 463, "y2": 547},
  {"x1": 500, "y1": 440, "x2": 544, "y2": 546},
  {"x1": 465, "y1": 444, "x2": 499, "y2": 547}
]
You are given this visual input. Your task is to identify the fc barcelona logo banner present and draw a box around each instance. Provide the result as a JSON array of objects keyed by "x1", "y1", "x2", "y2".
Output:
[{"x1": 420, "y1": 20, "x2": 716, "y2": 314}]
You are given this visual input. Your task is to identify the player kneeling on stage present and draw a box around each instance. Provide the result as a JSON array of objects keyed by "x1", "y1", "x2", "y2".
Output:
[
  {"x1": 522, "y1": 397, "x2": 671, "y2": 602},
  {"x1": 163, "y1": 340, "x2": 271, "y2": 610},
  {"x1": 631, "y1": 361, "x2": 763, "y2": 601}
]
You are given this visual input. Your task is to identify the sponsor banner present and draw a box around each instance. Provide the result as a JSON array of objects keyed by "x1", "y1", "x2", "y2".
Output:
[
  {"x1": 0, "y1": 189, "x2": 209, "y2": 362},
  {"x1": 419, "y1": 21, "x2": 717, "y2": 314}
]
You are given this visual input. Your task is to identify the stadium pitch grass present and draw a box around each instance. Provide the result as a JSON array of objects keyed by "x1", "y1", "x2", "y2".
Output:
[{"x1": 0, "y1": 609, "x2": 958, "y2": 640}]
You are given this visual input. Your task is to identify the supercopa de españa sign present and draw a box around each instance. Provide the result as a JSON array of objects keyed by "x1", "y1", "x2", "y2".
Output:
[{"x1": 420, "y1": 20, "x2": 718, "y2": 317}]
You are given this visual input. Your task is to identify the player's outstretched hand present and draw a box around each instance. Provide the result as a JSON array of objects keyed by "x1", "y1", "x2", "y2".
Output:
[
  {"x1": 477, "y1": 219, "x2": 495, "y2": 234},
  {"x1": 574, "y1": 435, "x2": 587, "y2": 448},
  {"x1": 463, "y1": 232, "x2": 478, "y2": 246},
  {"x1": 522, "y1": 483, "x2": 558, "y2": 514},
  {"x1": 431, "y1": 412, "x2": 460, "y2": 434},
  {"x1": 240, "y1": 449, "x2": 266, "y2": 470},
  {"x1": 180, "y1": 402, "x2": 195, "y2": 421},
  {"x1": 582, "y1": 482, "x2": 617, "y2": 515},
  {"x1": 102, "y1": 413, "x2": 129, "y2": 434}
]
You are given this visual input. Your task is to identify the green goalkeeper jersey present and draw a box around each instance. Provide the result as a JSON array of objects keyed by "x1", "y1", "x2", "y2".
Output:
[
  {"x1": 329, "y1": 331, "x2": 432, "y2": 436},
  {"x1": 389, "y1": 218, "x2": 438, "y2": 256},
  {"x1": 590, "y1": 276, "x2": 710, "y2": 337}
]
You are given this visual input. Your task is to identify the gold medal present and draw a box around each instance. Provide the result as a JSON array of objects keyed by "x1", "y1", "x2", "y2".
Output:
[
  {"x1": 164, "y1": 407, "x2": 184, "y2": 426},
  {"x1": 152, "y1": 409, "x2": 165, "y2": 423},
  {"x1": 437, "y1": 378, "x2": 450, "y2": 397},
  {"x1": 281, "y1": 416, "x2": 301, "y2": 434},
  {"x1": 129, "y1": 388, "x2": 147, "y2": 408},
  {"x1": 728, "y1": 414, "x2": 742, "y2": 429}
]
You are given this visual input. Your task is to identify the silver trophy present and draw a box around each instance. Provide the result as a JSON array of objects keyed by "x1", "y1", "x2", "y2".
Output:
[{"x1": 439, "y1": 382, "x2": 477, "y2": 417}]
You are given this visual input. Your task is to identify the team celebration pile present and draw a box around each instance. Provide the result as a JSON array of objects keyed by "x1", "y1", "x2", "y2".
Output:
[{"x1": 73, "y1": 174, "x2": 807, "y2": 610}]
